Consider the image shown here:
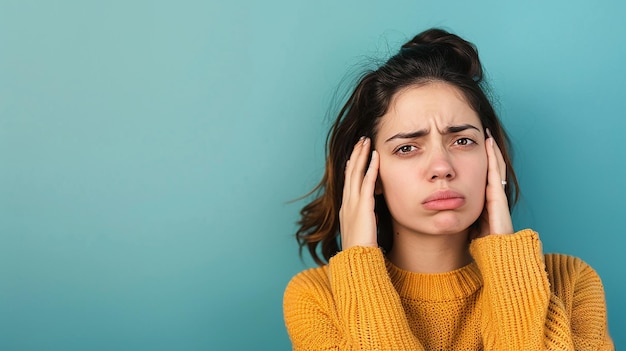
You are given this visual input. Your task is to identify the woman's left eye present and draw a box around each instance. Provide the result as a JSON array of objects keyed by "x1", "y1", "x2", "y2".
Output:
[{"x1": 453, "y1": 138, "x2": 476, "y2": 146}]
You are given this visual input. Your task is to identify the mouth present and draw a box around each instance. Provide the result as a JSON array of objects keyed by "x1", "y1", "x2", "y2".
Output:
[{"x1": 422, "y1": 190, "x2": 465, "y2": 211}]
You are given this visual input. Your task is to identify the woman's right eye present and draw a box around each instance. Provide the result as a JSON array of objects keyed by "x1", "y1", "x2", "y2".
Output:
[{"x1": 395, "y1": 145, "x2": 417, "y2": 155}]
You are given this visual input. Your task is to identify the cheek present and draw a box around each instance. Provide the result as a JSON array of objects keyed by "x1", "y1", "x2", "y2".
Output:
[
  {"x1": 474, "y1": 157, "x2": 488, "y2": 185},
  {"x1": 464, "y1": 148, "x2": 488, "y2": 180},
  {"x1": 377, "y1": 157, "x2": 417, "y2": 193},
  {"x1": 377, "y1": 161, "x2": 396, "y2": 194},
  {"x1": 463, "y1": 155, "x2": 488, "y2": 203}
]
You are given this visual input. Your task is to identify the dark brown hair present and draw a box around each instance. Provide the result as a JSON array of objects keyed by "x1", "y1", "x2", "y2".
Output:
[{"x1": 297, "y1": 28, "x2": 519, "y2": 265}]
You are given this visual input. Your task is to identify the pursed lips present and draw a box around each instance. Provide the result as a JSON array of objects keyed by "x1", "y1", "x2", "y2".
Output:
[{"x1": 422, "y1": 190, "x2": 465, "y2": 211}]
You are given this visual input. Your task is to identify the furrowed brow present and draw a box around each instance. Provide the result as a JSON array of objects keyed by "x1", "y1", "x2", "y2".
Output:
[
  {"x1": 445, "y1": 124, "x2": 481, "y2": 134},
  {"x1": 384, "y1": 129, "x2": 428, "y2": 143},
  {"x1": 384, "y1": 124, "x2": 480, "y2": 143}
]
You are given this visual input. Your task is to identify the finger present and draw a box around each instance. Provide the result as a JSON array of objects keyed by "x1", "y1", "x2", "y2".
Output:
[
  {"x1": 360, "y1": 150, "x2": 379, "y2": 199},
  {"x1": 485, "y1": 129, "x2": 513, "y2": 234},
  {"x1": 343, "y1": 138, "x2": 364, "y2": 204},
  {"x1": 485, "y1": 129, "x2": 503, "y2": 189},
  {"x1": 349, "y1": 137, "x2": 370, "y2": 199},
  {"x1": 490, "y1": 135, "x2": 507, "y2": 182}
]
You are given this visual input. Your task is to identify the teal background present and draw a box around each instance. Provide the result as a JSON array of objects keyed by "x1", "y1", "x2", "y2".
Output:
[{"x1": 1, "y1": 0, "x2": 623, "y2": 350}]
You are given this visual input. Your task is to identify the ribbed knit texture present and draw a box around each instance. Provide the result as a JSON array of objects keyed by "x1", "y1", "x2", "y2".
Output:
[{"x1": 283, "y1": 229, "x2": 614, "y2": 350}]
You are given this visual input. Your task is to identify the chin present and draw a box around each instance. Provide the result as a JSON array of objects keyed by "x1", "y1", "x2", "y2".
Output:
[
  {"x1": 425, "y1": 212, "x2": 477, "y2": 235},
  {"x1": 390, "y1": 207, "x2": 483, "y2": 236}
]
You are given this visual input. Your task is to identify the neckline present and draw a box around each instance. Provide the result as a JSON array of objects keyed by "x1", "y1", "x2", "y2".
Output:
[{"x1": 385, "y1": 259, "x2": 483, "y2": 301}]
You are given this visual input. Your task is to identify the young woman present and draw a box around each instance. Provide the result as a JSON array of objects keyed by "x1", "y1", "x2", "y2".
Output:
[{"x1": 283, "y1": 28, "x2": 613, "y2": 350}]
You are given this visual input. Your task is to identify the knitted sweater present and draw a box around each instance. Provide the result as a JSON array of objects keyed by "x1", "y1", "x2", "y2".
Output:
[{"x1": 283, "y1": 230, "x2": 613, "y2": 350}]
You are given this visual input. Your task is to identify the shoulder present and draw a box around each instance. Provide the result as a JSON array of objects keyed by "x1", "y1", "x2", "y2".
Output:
[
  {"x1": 285, "y1": 265, "x2": 330, "y2": 291},
  {"x1": 284, "y1": 246, "x2": 386, "y2": 302},
  {"x1": 283, "y1": 265, "x2": 340, "y2": 330},
  {"x1": 543, "y1": 253, "x2": 602, "y2": 282},
  {"x1": 543, "y1": 253, "x2": 611, "y2": 348},
  {"x1": 543, "y1": 253, "x2": 607, "y2": 307},
  {"x1": 284, "y1": 265, "x2": 332, "y2": 306}
]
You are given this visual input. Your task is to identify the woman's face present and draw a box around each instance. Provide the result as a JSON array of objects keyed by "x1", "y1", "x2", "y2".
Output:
[{"x1": 374, "y1": 82, "x2": 488, "y2": 237}]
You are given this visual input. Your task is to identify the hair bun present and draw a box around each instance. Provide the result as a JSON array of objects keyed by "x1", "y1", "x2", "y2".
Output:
[{"x1": 401, "y1": 28, "x2": 483, "y2": 81}]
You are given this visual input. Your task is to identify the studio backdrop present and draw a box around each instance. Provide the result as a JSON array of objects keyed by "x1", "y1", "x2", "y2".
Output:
[{"x1": 1, "y1": 1, "x2": 623, "y2": 350}]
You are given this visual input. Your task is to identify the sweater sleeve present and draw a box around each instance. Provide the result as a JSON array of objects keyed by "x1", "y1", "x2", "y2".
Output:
[
  {"x1": 470, "y1": 229, "x2": 614, "y2": 350},
  {"x1": 283, "y1": 246, "x2": 424, "y2": 351}
]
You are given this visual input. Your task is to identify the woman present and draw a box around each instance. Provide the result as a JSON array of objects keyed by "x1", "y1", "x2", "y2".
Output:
[{"x1": 283, "y1": 28, "x2": 613, "y2": 350}]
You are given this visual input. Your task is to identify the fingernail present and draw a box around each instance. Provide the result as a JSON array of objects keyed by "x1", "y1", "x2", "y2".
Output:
[
  {"x1": 359, "y1": 136, "x2": 366, "y2": 141},
  {"x1": 362, "y1": 137, "x2": 369, "y2": 145},
  {"x1": 486, "y1": 129, "x2": 493, "y2": 146}
]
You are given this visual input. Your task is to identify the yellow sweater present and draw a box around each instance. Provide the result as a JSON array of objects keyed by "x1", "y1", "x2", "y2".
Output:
[{"x1": 283, "y1": 230, "x2": 613, "y2": 350}]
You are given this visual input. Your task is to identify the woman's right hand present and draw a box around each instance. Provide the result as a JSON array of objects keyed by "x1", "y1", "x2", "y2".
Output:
[{"x1": 339, "y1": 137, "x2": 380, "y2": 250}]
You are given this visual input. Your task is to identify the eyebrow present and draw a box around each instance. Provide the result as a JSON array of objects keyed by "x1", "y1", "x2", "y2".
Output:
[{"x1": 384, "y1": 124, "x2": 481, "y2": 143}]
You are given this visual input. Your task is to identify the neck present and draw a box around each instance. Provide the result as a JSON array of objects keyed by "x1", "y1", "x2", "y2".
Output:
[{"x1": 387, "y1": 229, "x2": 473, "y2": 273}]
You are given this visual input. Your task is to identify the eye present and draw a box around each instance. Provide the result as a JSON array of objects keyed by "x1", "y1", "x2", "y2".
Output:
[
  {"x1": 395, "y1": 145, "x2": 418, "y2": 155},
  {"x1": 453, "y1": 138, "x2": 476, "y2": 146}
]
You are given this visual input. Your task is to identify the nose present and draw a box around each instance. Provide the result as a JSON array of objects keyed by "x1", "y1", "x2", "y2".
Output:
[{"x1": 428, "y1": 147, "x2": 456, "y2": 181}]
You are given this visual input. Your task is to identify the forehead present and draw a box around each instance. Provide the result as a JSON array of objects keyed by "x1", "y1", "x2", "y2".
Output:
[{"x1": 377, "y1": 82, "x2": 481, "y2": 134}]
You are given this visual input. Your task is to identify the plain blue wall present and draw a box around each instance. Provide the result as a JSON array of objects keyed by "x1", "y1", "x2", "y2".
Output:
[{"x1": 1, "y1": 1, "x2": 624, "y2": 350}]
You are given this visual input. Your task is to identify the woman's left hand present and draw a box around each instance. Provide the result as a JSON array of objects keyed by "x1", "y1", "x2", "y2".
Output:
[{"x1": 474, "y1": 129, "x2": 513, "y2": 238}]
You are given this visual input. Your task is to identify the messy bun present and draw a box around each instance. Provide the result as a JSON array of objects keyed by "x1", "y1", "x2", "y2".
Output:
[
  {"x1": 401, "y1": 28, "x2": 483, "y2": 82},
  {"x1": 296, "y1": 28, "x2": 519, "y2": 265}
]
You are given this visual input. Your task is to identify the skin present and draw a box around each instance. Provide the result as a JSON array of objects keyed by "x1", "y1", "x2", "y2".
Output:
[{"x1": 339, "y1": 82, "x2": 513, "y2": 273}]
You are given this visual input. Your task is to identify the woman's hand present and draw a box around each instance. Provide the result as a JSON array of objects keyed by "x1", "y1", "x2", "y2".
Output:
[
  {"x1": 475, "y1": 130, "x2": 514, "y2": 238},
  {"x1": 339, "y1": 137, "x2": 380, "y2": 250}
]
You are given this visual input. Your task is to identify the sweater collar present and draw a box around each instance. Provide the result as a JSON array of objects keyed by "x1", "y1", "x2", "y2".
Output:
[{"x1": 385, "y1": 259, "x2": 483, "y2": 301}]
